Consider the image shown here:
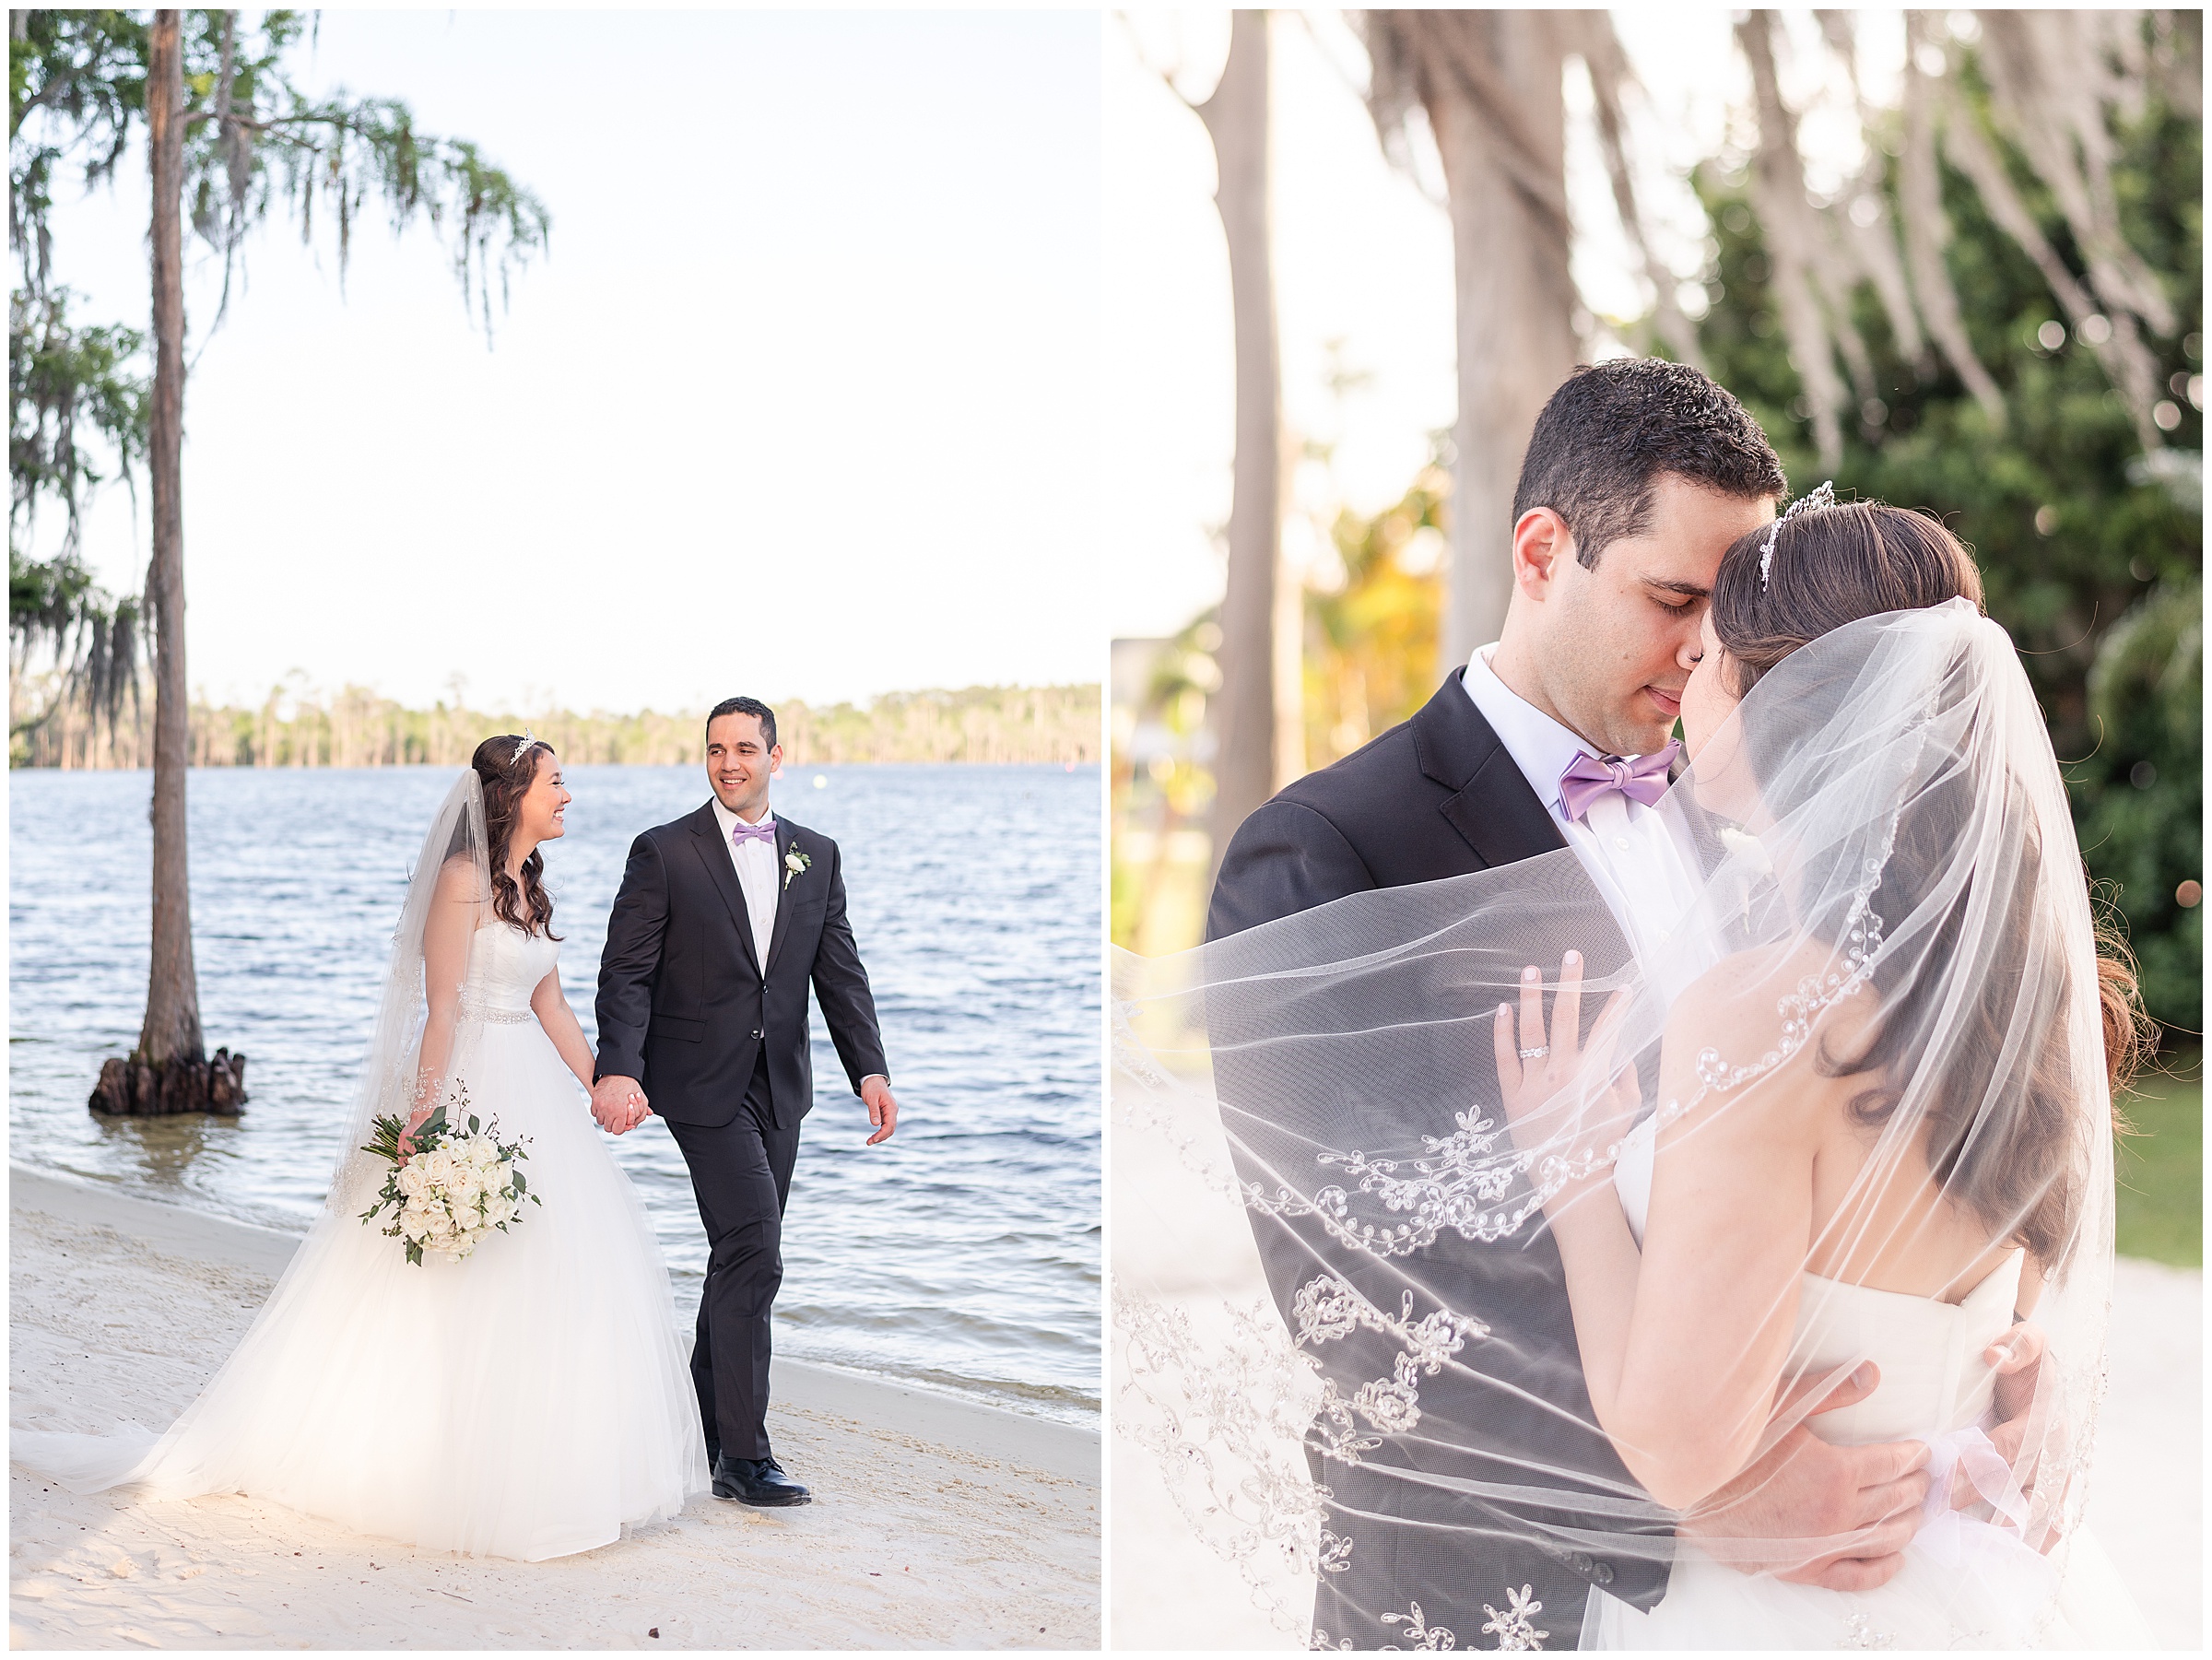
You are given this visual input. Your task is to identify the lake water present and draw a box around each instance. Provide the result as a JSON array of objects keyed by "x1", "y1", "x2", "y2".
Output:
[{"x1": 8, "y1": 763, "x2": 1101, "y2": 1425}]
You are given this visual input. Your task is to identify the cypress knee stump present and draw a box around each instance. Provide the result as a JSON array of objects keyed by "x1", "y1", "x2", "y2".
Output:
[{"x1": 89, "y1": 1048, "x2": 249, "y2": 1116}]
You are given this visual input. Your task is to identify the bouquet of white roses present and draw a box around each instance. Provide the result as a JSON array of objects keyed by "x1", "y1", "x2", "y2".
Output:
[{"x1": 359, "y1": 1082, "x2": 540, "y2": 1265}]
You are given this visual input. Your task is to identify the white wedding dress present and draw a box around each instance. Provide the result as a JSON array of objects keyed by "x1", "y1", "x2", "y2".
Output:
[
  {"x1": 1581, "y1": 1116, "x2": 2154, "y2": 1649},
  {"x1": 13, "y1": 921, "x2": 709, "y2": 1561}
]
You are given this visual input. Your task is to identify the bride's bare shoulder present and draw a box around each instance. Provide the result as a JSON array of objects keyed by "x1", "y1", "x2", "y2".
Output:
[{"x1": 433, "y1": 854, "x2": 490, "y2": 905}]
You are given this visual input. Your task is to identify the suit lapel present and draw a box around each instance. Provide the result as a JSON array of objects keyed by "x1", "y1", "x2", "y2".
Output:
[
  {"x1": 764, "y1": 818, "x2": 799, "y2": 977},
  {"x1": 688, "y1": 802, "x2": 762, "y2": 977},
  {"x1": 1414, "y1": 669, "x2": 1567, "y2": 871}
]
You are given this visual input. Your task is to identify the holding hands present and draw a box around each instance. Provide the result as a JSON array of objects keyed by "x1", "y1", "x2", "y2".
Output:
[
  {"x1": 590, "y1": 1074, "x2": 651, "y2": 1136},
  {"x1": 589, "y1": 1072, "x2": 897, "y2": 1143}
]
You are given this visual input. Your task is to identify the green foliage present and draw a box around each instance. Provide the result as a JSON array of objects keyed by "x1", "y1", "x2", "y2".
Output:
[
  {"x1": 10, "y1": 678, "x2": 1102, "y2": 770},
  {"x1": 10, "y1": 10, "x2": 550, "y2": 326},
  {"x1": 784, "y1": 684, "x2": 1100, "y2": 765},
  {"x1": 8, "y1": 286, "x2": 147, "y2": 560},
  {"x1": 1689, "y1": 50, "x2": 2202, "y2": 1041},
  {"x1": 7, "y1": 284, "x2": 151, "y2": 739},
  {"x1": 7, "y1": 545, "x2": 139, "y2": 739},
  {"x1": 2114, "y1": 1056, "x2": 2203, "y2": 1266},
  {"x1": 2082, "y1": 583, "x2": 2202, "y2": 1030}
]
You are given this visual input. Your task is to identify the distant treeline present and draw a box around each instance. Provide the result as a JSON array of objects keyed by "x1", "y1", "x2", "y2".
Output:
[{"x1": 12, "y1": 681, "x2": 1101, "y2": 770}]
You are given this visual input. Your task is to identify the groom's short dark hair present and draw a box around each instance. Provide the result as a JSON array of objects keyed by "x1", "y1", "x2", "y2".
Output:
[
  {"x1": 1514, "y1": 359, "x2": 1786, "y2": 569},
  {"x1": 706, "y1": 695, "x2": 778, "y2": 750}
]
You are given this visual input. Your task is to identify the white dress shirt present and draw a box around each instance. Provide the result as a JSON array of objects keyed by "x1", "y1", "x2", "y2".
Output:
[
  {"x1": 1460, "y1": 642, "x2": 1701, "y2": 965},
  {"x1": 710, "y1": 796, "x2": 779, "y2": 970}
]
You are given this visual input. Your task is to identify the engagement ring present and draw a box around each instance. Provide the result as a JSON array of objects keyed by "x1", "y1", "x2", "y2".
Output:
[{"x1": 1519, "y1": 1045, "x2": 1550, "y2": 1060}]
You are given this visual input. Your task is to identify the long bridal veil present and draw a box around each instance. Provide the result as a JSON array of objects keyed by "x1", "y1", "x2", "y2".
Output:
[
  {"x1": 15, "y1": 771, "x2": 496, "y2": 1495},
  {"x1": 1112, "y1": 601, "x2": 2126, "y2": 1646}
]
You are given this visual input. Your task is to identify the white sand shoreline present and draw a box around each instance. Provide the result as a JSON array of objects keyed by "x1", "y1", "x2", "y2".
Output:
[
  {"x1": 7, "y1": 1165, "x2": 1100, "y2": 1482},
  {"x1": 9, "y1": 1164, "x2": 1100, "y2": 1649}
]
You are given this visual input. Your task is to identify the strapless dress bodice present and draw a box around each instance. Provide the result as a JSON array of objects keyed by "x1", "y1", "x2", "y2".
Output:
[
  {"x1": 460, "y1": 922, "x2": 559, "y2": 1018},
  {"x1": 1613, "y1": 1114, "x2": 2018, "y2": 1446}
]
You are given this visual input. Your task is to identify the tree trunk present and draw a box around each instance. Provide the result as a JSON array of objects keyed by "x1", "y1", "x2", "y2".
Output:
[
  {"x1": 91, "y1": 1047, "x2": 248, "y2": 1116},
  {"x1": 1198, "y1": 9, "x2": 1290, "y2": 879},
  {"x1": 139, "y1": 10, "x2": 202, "y2": 1069},
  {"x1": 1376, "y1": 11, "x2": 1578, "y2": 672}
]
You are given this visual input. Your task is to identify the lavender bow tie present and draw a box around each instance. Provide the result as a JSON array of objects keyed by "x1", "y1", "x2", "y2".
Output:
[
  {"x1": 1558, "y1": 742, "x2": 1680, "y2": 823},
  {"x1": 730, "y1": 820, "x2": 776, "y2": 847}
]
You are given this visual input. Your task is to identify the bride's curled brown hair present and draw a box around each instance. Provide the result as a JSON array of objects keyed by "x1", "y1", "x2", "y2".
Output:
[
  {"x1": 471, "y1": 734, "x2": 560, "y2": 939},
  {"x1": 1710, "y1": 497, "x2": 2150, "y2": 1257}
]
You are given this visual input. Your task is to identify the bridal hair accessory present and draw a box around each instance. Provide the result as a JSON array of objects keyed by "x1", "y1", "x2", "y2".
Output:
[
  {"x1": 1759, "y1": 480, "x2": 1837, "y2": 591},
  {"x1": 512, "y1": 729, "x2": 536, "y2": 764}
]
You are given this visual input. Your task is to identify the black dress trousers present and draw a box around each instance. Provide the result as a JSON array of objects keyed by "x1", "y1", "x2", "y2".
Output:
[{"x1": 662, "y1": 1050, "x2": 801, "y2": 1463}]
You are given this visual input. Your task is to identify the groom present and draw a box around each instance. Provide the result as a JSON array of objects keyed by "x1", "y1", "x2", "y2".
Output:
[
  {"x1": 593, "y1": 695, "x2": 896, "y2": 1507},
  {"x1": 1209, "y1": 359, "x2": 1951, "y2": 1647}
]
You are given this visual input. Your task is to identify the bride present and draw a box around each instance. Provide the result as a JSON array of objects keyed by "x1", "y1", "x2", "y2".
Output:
[
  {"x1": 14, "y1": 736, "x2": 708, "y2": 1560},
  {"x1": 1113, "y1": 498, "x2": 2155, "y2": 1647}
]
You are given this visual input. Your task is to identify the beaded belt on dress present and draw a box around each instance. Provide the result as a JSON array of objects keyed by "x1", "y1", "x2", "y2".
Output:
[{"x1": 458, "y1": 996, "x2": 534, "y2": 1025}]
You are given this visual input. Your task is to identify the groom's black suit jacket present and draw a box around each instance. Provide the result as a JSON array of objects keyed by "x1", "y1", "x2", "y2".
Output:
[
  {"x1": 1208, "y1": 670, "x2": 1673, "y2": 1646},
  {"x1": 595, "y1": 803, "x2": 888, "y2": 1130}
]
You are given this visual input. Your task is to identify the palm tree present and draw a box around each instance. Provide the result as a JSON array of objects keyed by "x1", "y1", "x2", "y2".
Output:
[{"x1": 1359, "y1": 11, "x2": 1580, "y2": 671}]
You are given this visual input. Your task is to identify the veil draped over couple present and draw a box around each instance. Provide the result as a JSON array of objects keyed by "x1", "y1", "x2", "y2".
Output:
[
  {"x1": 1114, "y1": 360, "x2": 2155, "y2": 1649},
  {"x1": 17, "y1": 698, "x2": 897, "y2": 1557}
]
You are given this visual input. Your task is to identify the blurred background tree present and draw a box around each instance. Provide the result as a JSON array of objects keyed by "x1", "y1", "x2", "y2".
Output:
[{"x1": 1300, "y1": 446, "x2": 1446, "y2": 769}]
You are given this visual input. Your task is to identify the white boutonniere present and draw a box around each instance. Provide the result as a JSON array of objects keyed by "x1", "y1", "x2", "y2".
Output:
[
  {"x1": 1717, "y1": 825, "x2": 1772, "y2": 875},
  {"x1": 783, "y1": 846, "x2": 811, "y2": 890}
]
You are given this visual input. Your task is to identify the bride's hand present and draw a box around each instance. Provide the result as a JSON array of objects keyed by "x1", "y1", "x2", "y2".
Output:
[
  {"x1": 1491, "y1": 950, "x2": 1639, "y2": 1188},
  {"x1": 1978, "y1": 1322, "x2": 2070, "y2": 1553},
  {"x1": 396, "y1": 1105, "x2": 433, "y2": 1161}
]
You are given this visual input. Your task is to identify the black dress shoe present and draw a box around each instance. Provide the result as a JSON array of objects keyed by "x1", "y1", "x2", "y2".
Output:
[{"x1": 712, "y1": 1454, "x2": 811, "y2": 1506}]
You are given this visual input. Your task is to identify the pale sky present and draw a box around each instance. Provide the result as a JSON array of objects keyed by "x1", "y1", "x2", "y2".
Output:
[
  {"x1": 1104, "y1": 8, "x2": 1907, "y2": 640},
  {"x1": 27, "y1": 8, "x2": 1102, "y2": 713}
]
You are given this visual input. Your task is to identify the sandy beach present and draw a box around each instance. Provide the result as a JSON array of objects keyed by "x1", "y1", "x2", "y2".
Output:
[{"x1": 8, "y1": 1167, "x2": 1100, "y2": 1650}]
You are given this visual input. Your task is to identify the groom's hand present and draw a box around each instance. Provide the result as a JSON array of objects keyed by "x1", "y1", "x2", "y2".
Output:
[
  {"x1": 860, "y1": 1075, "x2": 897, "y2": 1146},
  {"x1": 1678, "y1": 1360, "x2": 1930, "y2": 1592},
  {"x1": 592, "y1": 1075, "x2": 648, "y2": 1136}
]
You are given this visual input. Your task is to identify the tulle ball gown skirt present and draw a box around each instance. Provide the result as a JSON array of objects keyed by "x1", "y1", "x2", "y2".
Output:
[
  {"x1": 1583, "y1": 1521, "x2": 2155, "y2": 1649},
  {"x1": 14, "y1": 1019, "x2": 710, "y2": 1562}
]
